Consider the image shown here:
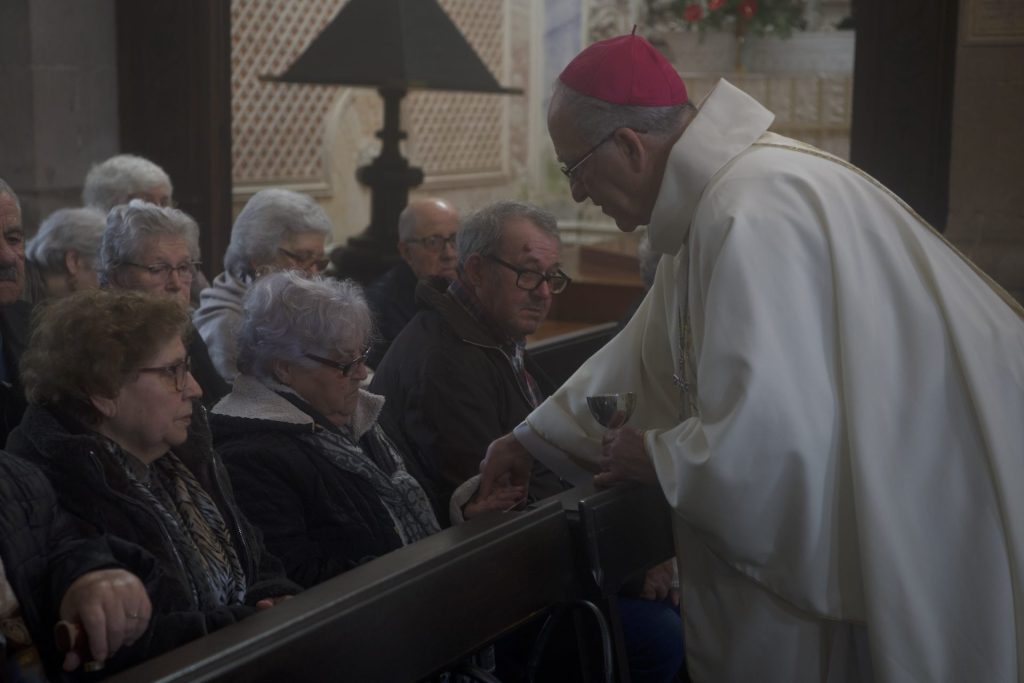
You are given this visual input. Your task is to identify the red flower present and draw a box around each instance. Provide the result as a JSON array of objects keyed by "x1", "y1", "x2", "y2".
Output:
[
  {"x1": 707, "y1": 0, "x2": 724, "y2": 10},
  {"x1": 682, "y1": 3, "x2": 703, "y2": 22},
  {"x1": 738, "y1": 0, "x2": 757, "y2": 20}
]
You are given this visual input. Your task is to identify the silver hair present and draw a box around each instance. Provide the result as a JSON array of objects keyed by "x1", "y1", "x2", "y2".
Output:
[
  {"x1": 0, "y1": 177, "x2": 20, "y2": 217},
  {"x1": 456, "y1": 201, "x2": 560, "y2": 268},
  {"x1": 552, "y1": 81, "x2": 696, "y2": 146},
  {"x1": 235, "y1": 270, "x2": 372, "y2": 381},
  {"x1": 98, "y1": 200, "x2": 200, "y2": 287},
  {"x1": 224, "y1": 188, "x2": 333, "y2": 280},
  {"x1": 82, "y1": 154, "x2": 173, "y2": 211},
  {"x1": 26, "y1": 207, "x2": 106, "y2": 271}
]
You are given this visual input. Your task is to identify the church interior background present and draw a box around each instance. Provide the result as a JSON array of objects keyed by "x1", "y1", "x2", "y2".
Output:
[{"x1": 2, "y1": 0, "x2": 1022, "y2": 302}]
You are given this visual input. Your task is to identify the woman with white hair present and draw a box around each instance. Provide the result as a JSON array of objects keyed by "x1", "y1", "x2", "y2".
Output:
[
  {"x1": 23, "y1": 207, "x2": 105, "y2": 303},
  {"x1": 82, "y1": 154, "x2": 173, "y2": 211},
  {"x1": 100, "y1": 201, "x2": 229, "y2": 406},
  {"x1": 210, "y1": 271, "x2": 521, "y2": 588},
  {"x1": 193, "y1": 188, "x2": 331, "y2": 383}
]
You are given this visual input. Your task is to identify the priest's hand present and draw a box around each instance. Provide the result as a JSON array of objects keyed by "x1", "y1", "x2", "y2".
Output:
[
  {"x1": 594, "y1": 425, "x2": 658, "y2": 487},
  {"x1": 479, "y1": 433, "x2": 533, "y2": 500}
]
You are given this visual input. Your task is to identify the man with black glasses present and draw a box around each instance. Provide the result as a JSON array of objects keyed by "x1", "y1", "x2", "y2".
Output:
[
  {"x1": 370, "y1": 200, "x2": 569, "y2": 517},
  {"x1": 365, "y1": 197, "x2": 460, "y2": 367}
]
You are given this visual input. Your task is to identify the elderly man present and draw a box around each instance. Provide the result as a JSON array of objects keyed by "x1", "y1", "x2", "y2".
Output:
[
  {"x1": 372, "y1": 199, "x2": 683, "y2": 682},
  {"x1": 99, "y1": 201, "x2": 229, "y2": 406},
  {"x1": 365, "y1": 197, "x2": 459, "y2": 367},
  {"x1": 0, "y1": 178, "x2": 30, "y2": 445},
  {"x1": 24, "y1": 207, "x2": 106, "y2": 303},
  {"x1": 480, "y1": 33, "x2": 1024, "y2": 681},
  {"x1": 370, "y1": 201, "x2": 566, "y2": 510}
]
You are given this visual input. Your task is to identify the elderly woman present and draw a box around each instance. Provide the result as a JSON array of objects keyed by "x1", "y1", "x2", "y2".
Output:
[
  {"x1": 194, "y1": 188, "x2": 331, "y2": 383},
  {"x1": 83, "y1": 154, "x2": 173, "y2": 210},
  {"x1": 100, "y1": 201, "x2": 228, "y2": 406},
  {"x1": 5, "y1": 289, "x2": 297, "y2": 673},
  {"x1": 210, "y1": 271, "x2": 520, "y2": 588},
  {"x1": 84, "y1": 153, "x2": 210, "y2": 304},
  {"x1": 23, "y1": 206, "x2": 105, "y2": 303}
]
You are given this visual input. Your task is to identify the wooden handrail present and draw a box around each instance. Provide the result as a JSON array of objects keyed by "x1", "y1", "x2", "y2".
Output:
[{"x1": 106, "y1": 483, "x2": 675, "y2": 682}]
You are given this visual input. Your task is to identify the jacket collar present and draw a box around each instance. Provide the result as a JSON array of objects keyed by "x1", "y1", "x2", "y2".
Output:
[
  {"x1": 211, "y1": 373, "x2": 385, "y2": 439},
  {"x1": 647, "y1": 79, "x2": 775, "y2": 256},
  {"x1": 415, "y1": 277, "x2": 503, "y2": 349}
]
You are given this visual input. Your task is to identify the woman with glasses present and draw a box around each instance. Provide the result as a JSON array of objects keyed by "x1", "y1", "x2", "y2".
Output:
[
  {"x1": 194, "y1": 188, "x2": 332, "y2": 385},
  {"x1": 5, "y1": 289, "x2": 297, "y2": 673},
  {"x1": 100, "y1": 200, "x2": 229, "y2": 407},
  {"x1": 209, "y1": 271, "x2": 521, "y2": 588}
]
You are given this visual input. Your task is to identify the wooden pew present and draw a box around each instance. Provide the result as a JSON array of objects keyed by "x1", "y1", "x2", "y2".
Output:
[{"x1": 105, "y1": 483, "x2": 675, "y2": 682}]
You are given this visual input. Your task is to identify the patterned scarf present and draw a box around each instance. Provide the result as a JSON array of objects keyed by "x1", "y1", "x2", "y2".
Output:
[
  {"x1": 104, "y1": 442, "x2": 247, "y2": 610},
  {"x1": 305, "y1": 426, "x2": 440, "y2": 545}
]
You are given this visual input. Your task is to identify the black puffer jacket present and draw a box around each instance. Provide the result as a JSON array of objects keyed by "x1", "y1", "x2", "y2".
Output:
[
  {"x1": 0, "y1": 452, "x2": 137, "y2": 681},
  {"x1": 364, "y1": 261, "x2": 420, "y2": 368},
  {"x1": 5, "y1": 403, "x2": 298, "y2": 674},
  {"x1": 369, "y1": 278, "x2": 564, "y2": 522},
  {"x1": 210, "y1": 378, "x2": 430, "y2": 589}
]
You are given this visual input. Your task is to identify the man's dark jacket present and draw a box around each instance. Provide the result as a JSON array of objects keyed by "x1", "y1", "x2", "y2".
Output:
[
  {"x1": 5, "y1": 403, "x2": 298, "y2": 674},
  {"x1": 364, "y1": 261, "x2": 419, "y2": 368},
  {"x1": 0, "y1": 300, "x2": 30, "y2": 447},
  {"x1": 369, "y1": 279, "x2": 563, "y2": 523}
]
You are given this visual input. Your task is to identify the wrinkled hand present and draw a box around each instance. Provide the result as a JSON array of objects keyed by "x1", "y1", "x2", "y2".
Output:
[
  {"x1": 593, "y1": 425, "x2": 657, "y2": 488},
  {"x1": 256, "y1": 595, "x2": 293, "y2": 610},
  {"x1": 59, "y1": 569, "x2": 151, "y2": 671},
  {"x1": 479, "y1": 433, "x2": 533, "y2": 500},
  {"x1": 640, "y1": 559, "x2": 679, "y2": 607},
  {"x1": 463, "y1": 484, "x2": 527, "y2": 519}
]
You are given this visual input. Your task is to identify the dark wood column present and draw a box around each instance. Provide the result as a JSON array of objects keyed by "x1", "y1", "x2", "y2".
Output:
[
  {"x1": 850, "y1": 0, "x2": 960, "y2": 231},
  {"x1": 115, "y1": 0, "x2": 232, "y2": 276}
]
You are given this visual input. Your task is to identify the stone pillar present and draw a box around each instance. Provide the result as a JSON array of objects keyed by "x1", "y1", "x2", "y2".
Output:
[{"x1": 0, "y1": 0, "x2": 119, "y2": 232}]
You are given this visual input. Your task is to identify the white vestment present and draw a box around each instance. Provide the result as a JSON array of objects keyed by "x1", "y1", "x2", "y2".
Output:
[{"x1": 519, "y1": 80, "x2": 1024, "y2": 682}]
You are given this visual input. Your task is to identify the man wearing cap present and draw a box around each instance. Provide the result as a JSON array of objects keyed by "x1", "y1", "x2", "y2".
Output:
[{"x1": 480, "y1": 31, "x2": 1024, "y2": 682}]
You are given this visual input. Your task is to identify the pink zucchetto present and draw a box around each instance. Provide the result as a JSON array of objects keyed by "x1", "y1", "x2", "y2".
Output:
[{"x1": 558, "y1": 29, "x2": 688, "y2": 107}]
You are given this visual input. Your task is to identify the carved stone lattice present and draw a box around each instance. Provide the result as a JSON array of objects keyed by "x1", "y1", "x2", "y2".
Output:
[
  {"x1": 231, "y1": 0, "x2": 509, "y2": 191},
  {"x1": 407, "y1": 0, "x2": 507, "y2": 180},
  {"x1": 231, "y1": 0, "x2": 346, "y2": 187}
]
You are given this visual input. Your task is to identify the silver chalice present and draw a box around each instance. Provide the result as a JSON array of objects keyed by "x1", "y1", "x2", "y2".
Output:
[{"x1": 586, "y1": 392, "x2": 636, "y2": 428}]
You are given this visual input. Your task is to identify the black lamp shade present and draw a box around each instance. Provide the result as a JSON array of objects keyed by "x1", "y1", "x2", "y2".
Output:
[{"x1": 271, "y1": 0, "x2": 521, "y2": 94}]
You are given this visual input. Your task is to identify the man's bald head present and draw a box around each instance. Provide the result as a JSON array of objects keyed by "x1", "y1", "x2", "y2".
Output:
[{"x1": 398, "y1": 198, "x2": 460, "y2": 280}]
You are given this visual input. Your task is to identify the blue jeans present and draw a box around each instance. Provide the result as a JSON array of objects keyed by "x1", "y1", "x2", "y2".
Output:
[{"x1": 618, "y1": 597, "x2": 686, "y2": 683}]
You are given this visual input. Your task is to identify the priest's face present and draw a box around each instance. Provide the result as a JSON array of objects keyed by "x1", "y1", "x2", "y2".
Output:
[{"x1": 547, "y1": 94, "x2": 655, "y2": 233}]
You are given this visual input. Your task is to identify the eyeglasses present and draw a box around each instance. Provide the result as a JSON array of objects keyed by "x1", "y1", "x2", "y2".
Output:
[
  {"x1": 304, "y1": 345, "x2": 372, "y2": 376},
  {"x1": 123, "y1": 261, "x2": 201, "y2": 282},
  {"x1": 405, "y1": 234, "x2": 457, "y2": 253},
  {"x1": 137, "y1": 356, "x2": 192, "y2": 392},
  {"x1": 559, "y1": 128, "x2": 647, "y2": 180},
  {"x1": 278, "y1": 248, "x2": 330, "y2": 273},
  {"x1": 486, "y1": 255, "x2": 571, "y2": 294}
]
